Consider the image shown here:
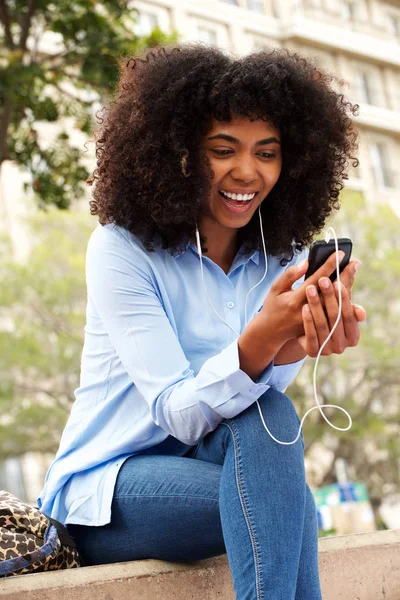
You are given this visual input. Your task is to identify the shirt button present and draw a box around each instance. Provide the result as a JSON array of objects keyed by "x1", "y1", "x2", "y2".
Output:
[{"x1": 227, "y1": 302, "x2": 235, "y2": 309}]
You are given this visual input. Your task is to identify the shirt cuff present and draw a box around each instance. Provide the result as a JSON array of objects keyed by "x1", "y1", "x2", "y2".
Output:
[
  {"x1": 212, "y1": 339, "x2": 274, "y2": 400},
  {"x1": 267, "y1": 358, "x2": 306, "y2": 393},
  {"x1": 256, "y1": 360, "x2": 276, "y2": 385}
]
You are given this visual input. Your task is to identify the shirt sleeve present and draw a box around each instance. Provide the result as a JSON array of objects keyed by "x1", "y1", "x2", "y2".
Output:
[
  {"x1": 85, "y1": 225, "x2": 273, "y2": 446},
  {"x1": 261, "y1": 359, "x2": 305, "y2": 393},
  {"x1": 256, "y1": 245, "x2": 309, "y2": 392}
]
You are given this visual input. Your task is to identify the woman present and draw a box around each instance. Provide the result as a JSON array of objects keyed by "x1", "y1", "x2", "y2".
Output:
[{"x1": 38, "y1": 44, "x2": 366, "y2": 599}]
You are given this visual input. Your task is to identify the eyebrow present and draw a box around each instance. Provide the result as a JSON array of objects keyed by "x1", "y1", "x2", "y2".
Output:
[{"x1": 206, "y1": 134, "x2": 281, "y2": 145}]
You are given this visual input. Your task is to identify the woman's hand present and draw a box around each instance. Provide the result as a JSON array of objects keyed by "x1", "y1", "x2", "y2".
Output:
[
  {"x1": 298, "y1": 276, "x2": 367, "y2": 357},
  {"x1": 320, "y1": 258, "x2": 366, "y2": 323},
  {"x1": 239, "y1": 252, "x2": 343, "y2": 380},
  {"x1": 259, "y1": 250, "x2": 346, "y2": 347},
  {"x1": 240, "y1": 251, "x2": 365, "y2": 378}
]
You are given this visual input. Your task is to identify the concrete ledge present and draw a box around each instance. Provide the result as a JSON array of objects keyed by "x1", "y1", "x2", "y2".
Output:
[
  {"x1": 318, "y1": 529, "x2": 400, "y2": 600},
  {"x1": 1, "y1": 529, "x2": 399, "y2": 599}
]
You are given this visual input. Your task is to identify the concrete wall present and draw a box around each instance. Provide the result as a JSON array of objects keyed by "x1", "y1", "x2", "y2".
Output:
[{"x1": 1, "y1": 529, "x2": 399, "y2": 600}]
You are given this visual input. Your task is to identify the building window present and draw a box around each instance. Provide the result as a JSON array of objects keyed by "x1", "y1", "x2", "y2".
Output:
[
  {"x1": 247, "y1": 0, "x2": 265, "y2": 14},
  {"x1": 271, "y1": 0, "x2": 280, "y2": 18},
  {"x1": 198, "y1": 27, "x2": 218, "y2": 46},
  {"x1": 353, "y1": 67, "x2": 386, "y2": 107},
  {"x1": 388, "y1": 14, "x2": 400, "y2": 37},
  {"x1": 137, "y1": 12, "x2": 158, "y2": 37},
  {"x1": 343, "y1": 1, "x2": 355, "y2": 21},
  {"x1": 369, "y1": 143, "x2": 395, "y2": 188},
  {"x1": 354, "y1": 72, "x2": 374, "y2": 104}
]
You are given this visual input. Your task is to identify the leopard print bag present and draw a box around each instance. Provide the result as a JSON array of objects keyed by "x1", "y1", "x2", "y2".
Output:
[{"x1": 0, "y1": 490, "x2": 82, "y2": 577}]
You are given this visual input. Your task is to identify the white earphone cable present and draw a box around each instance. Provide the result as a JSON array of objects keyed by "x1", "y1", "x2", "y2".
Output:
[
  {"x1": 195, "y1": 212, "x2": 352, "y2": 445},
  {"x1": 195, "y1": 227, "x2": 239, "y2": 337},
  {"x1": 244, "y1": 208, "x2": 269, "y2": 327}
]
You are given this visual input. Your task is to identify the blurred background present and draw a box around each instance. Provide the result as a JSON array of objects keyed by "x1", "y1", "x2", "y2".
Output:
[{"x1": 0, "y1": 0, "x2": 399, "y2": 538}]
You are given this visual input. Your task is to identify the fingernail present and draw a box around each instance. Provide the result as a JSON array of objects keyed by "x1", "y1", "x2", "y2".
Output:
[
  {"x1": 353, "y1": 261, "x2": 361, "y2": 274},
  {"x1": 303, "y1": 304, "x2": 310, "y2": 315},
  {"x1": 319, "y1": 277, "x2": 330, "y2": 290},
  {"x1": 338, "y1": 251, "x2": 345, "y2": 262},
  {"x1": 307, "y1": 285, "x2": 317, "y2": 297},
  {"x1": 354, "y1": 303, "x2": 366, "y2": 316}
]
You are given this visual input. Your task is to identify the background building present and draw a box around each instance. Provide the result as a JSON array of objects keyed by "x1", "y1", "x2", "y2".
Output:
[
  {"x1": 133, "y1": 0, "x2": 400, "y2": 215},
  {"x1": 1, "y1": 0, "x2": 399, "y2": 248}
]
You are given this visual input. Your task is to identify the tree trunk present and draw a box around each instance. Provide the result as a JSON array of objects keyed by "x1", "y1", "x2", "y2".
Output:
[{"x1": 0, "y1": 100, "x2": 12, "y2": 167}]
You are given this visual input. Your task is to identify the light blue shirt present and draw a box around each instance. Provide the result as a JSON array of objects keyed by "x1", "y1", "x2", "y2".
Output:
[{"x1": 38, "y1": 223, "x2": 307, "y2": 526}]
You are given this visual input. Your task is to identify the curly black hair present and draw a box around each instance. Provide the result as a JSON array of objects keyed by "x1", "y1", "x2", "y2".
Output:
[{"x1": 88, "y1": 43, "x2": 359, "y2": 258}]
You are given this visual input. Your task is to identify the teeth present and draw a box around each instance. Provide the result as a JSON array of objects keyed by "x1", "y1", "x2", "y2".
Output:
[{"x1": 220, "y1": 190, "x2": 256, "y2": 201}]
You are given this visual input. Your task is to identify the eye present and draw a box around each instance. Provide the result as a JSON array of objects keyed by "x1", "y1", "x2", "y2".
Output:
[
  {"x1": 211, "y1": 149, "x2": 234, "y2": 156},
  {"x1": 257, "y1": 152, "x2": 276, "y2": 159},
  {"x1": 210, "y1": 149, "x2": 277, "y2": 159}
]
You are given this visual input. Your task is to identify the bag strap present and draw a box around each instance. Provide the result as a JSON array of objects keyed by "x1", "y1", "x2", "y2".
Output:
[
  {"x1": 46, "y1": 516, "x2": 77, "y2": 549},
  {"x1": 0, "y1": 523, "x2": 59, "y2": 576}
]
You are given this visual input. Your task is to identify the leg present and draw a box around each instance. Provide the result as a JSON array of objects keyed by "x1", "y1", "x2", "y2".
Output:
[
  {"x1": 295, "y1": 483, "x2": 322, "y2": 600},
  {"x1": 68, "y1": 454, "x2": 226, "y2": 565},
  {"x1": 192, "y1": 388, "x2": 322, "y2": 600}
]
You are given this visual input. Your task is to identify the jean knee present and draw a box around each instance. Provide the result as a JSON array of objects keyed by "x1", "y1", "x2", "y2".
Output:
[
  {"x1": 263, "y1": 388, "x2": 304, "y2": 442},
  {"x1": 259, "y1": 388, "x2": 300, "y2": 418},
  {"x1": 230, "y1": 388, "x2": 303, "y2": 446}
]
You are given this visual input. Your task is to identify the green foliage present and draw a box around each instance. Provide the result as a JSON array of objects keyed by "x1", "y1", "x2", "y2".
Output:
[
  {"x1": 318, "y1": 528, "x2": 337, "y2": 538},
  {"x1": 291, "y1": 190, "x2": 400, "y2": 508},
  {"x1": 0, "y1": 210, "x2": 95, "y2": 458},
  {"x1": 0, "y1": 0, "x2": 177, "y2": 208}
]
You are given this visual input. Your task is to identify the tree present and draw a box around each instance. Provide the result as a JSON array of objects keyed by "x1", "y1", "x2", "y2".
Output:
[
  {"x1": 0, "y1": 0, "x2": 177, "y2": 209},
  {"x1": 291, "y1": 190, "x2": 400, "y2": 516},
  {"x1": 0, "y1": 209, "x2": 95, "y2": 457}
]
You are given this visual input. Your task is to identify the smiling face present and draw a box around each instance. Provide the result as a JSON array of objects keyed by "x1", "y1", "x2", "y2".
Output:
[{"x1": 201, "y1": 116, "x2": 282, "y2": 235}]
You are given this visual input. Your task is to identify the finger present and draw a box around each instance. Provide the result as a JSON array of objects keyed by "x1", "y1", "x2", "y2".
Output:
[
  {"x1": 334, "y1": 282, "x2": 360, "y2": 347},
  {"x1": 272, "y1": 258, "x2": 309, "y2": 294},
  {"x1": 306, "y1": 284, "x2": 332, "y2": 350},
  {"x1": 301, "y1": 304, "x2": 320, "y2": 357},
  {"x1": 318, "y1": 277, "x2": 346, "y2": 353},
  {"x1": 353, "y1": 303, "x2": 367, "y2": 322},
  {"x1": 336, "y1": 260, "x2": 361, "y2": 298}
]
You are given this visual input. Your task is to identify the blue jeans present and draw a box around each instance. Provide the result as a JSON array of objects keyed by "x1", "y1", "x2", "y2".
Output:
[{"x1": 68, "y1": 389, "x2": 322, "y2": 600}]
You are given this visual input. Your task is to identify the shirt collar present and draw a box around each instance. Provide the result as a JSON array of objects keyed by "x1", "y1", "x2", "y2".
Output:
[
  {"x1": 244, "y1": 248, "x2": 260, "y2": 265},
  {"x1": 172, "y1": 243, "x2": 260, "y2": 266},
  {"x1": 171, "y1": 242, "x2": 191, "y2": 259}
]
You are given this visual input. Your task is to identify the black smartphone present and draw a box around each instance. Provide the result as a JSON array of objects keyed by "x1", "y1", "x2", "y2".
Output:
[{"x1": 305, "y1": 238, "x2": 352, "y2": 282}]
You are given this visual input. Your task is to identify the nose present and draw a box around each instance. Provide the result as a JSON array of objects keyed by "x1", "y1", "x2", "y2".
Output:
[{"x1": 230, "y1": 155, "x2": 258, "y2": 183}]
